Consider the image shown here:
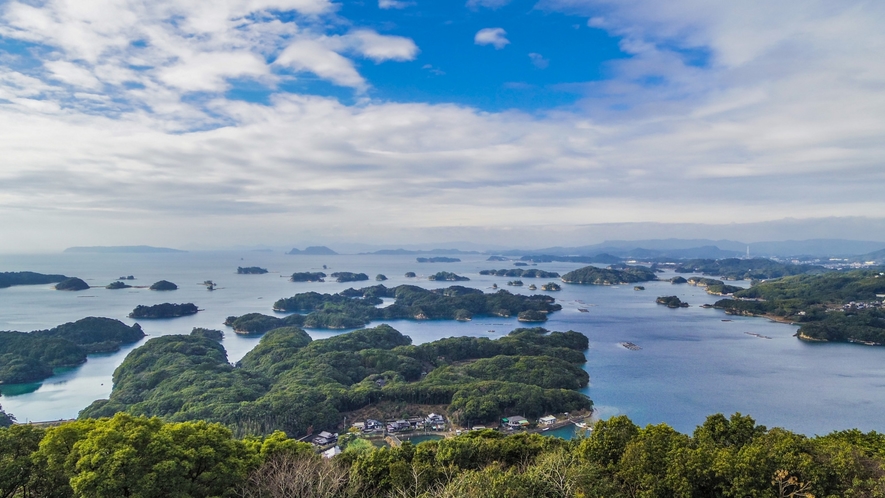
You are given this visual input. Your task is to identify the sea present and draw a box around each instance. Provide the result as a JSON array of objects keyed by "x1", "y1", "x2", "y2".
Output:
[{"x1": 2, "y1": 251, "x2": 884, "y2": 436}]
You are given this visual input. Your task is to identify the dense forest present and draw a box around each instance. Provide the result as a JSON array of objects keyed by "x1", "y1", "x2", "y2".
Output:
[
  {"x1": 80, "y1": 324, "x2": 591, "y2": 437},
  {"x1": 674, "y1": 258, "x2": 827, "y2": 280},
  {"x1": 714, "y1": 270, "x2": 885, "y2": 344},
  {"x1": 267, "y1": 284, "x2": 561, "y2": 327},
  {"x1": 0, "y1": 317, "x2": 144, "y2": 383},
  {"x1": 4, "y1": 411, "x2": 885, "y2": 497},
  {"x1": 129, "y1": 302, "x2": 199, "y2": 318},
  {"x1": 561, "y1": 266, "x2": 657, "y2": 285},
  {"x1": 0, "y1": 271, "x2": 68, "y2": 288}
]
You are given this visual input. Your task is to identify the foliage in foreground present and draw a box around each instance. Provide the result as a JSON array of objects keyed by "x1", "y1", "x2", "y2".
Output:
[{"x1": 4, "y1": 412, "x2": 885, "y2": 497}]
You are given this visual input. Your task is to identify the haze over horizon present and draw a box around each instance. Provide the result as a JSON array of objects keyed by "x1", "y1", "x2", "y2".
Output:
[{"x1": 1, "y1": 0, "x2": 883, "y2": 252}]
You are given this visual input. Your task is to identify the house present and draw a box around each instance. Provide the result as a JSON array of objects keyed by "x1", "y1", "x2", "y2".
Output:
[
  {"x1": 502, "y1": 416, "x2": 529, "y2": 429},
  {"x1": 351, "y1": 422, "x2": 366, "y2": 431},
  {"x1": 539, "y1": 415, "x2": 557, "y2": 426},
  {"x1": 387, "y1": 420, "x2": 411, "y2": 432},
  {"x1": 364, "y1": 419, "x2": 383, "y2": 432},
  {"x1": 312, "y1": 431, "x2": 338, "y2": 446}
]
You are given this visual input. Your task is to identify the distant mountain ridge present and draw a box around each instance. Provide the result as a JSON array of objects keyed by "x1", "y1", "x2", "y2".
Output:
[
  {"x1": 287, "y1": 246, "x2": 338, "y2": 255},
  {"x1": 63, "y1": 245, "x2": 185, "y2": 253}
]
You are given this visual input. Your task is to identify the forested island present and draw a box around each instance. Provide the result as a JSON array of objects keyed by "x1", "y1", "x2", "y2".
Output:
[
  {"x1": 479, "y1": 269, "x2": 560, "y2": 278},
  {"x1": 657, "y1": 296, "x2": 689, "y2": 308},
  {"x1": 417, "y1": 257, "x2": 460, "y2": 263},
  {"x1": 81, "y1": 324, "x2": 590, "y2": 437},
  {"x1": 561, "y1": 265, "x2": 657, "y2": 285},
  {"x1": 289, "y1": 272, "x2": 326, "y2": 282},
  {"x1": 675, "y1": 257, "x2": 826, "y2": 280},
  {"x1": 264, "y1": 284, "x2": 561, "y2": 328},
  {"x1": 713, "y1": 270, "x2": 885, "y2": 344},
  {"x1": 427, "y1": 271, "x2": 469, "y2": 281},
  {"x1": 106, "y1": 281, "x2": 131, "y2": 289},
  {"x1": 237, "y1": 266, "x2": 268, "y2": 274},
  {"x1": 331, "y1": 272, "x2": 369, "y2": 283},
  {"x1": 686, "y1": 276, "x2": 743, "y2": 295},
  {"x1": 54, "y1": 277, "x2": 89, "y2": 291},
  {"x1": 0, "y1": 271, "x2": 69, "y2": 289},
  {"x1": 0, "y1": 318, "x2": 144, "y2": 383},
  {"x1": 149, "y1": 280, "x2": 178, "y2": 291},
  {"x1": 287, "y1": 246, "x2": 338, "y2": 255},
  {"x1": 129, "y1": 303, "x2": 199, "y2": 318}
]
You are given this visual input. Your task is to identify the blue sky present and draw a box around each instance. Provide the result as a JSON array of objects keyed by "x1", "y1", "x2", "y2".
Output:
[{"x1": 0, "y1": 0, "x2": 883, "y2": 251}]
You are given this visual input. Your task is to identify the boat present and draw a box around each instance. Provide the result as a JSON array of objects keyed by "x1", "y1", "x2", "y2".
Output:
[
  {"x1": 620, "y1": 342, "x2": 642, "y2": 351},
  {"x1": 575, "y1": 422, "x2": 587, "y2": 429}
]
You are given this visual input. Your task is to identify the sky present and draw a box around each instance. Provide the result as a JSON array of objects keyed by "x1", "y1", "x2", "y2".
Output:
[{"x1": 0, "y1": 0, "x2": 884, "y2": 252}]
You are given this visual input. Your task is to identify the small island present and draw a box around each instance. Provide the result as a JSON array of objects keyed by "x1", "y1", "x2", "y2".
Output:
[
  {"x1": 55, "y1": 277, "x2": 90, "y2": 291},
  {"x1": 634, "y1": 286, "x2": 645, "y2": 291},
  {"x1": 224, "y1": 313, "x2": 306, "y2": 335},
  {"x1": 657, "y1": 296, "x2": 689, "y2": 308},
  {"x1": 427, "y1": 271, "x2": 470, "y2": 282},
  {"x1": 541, "y1": 282, "x2": 561, "y2": 291},
  {"x1": 331, "y1": 272, "x2": 370, "y2": 283},
  {"x1": 0, "y1": 271, "x2": 69, "y2": 289},
  {"x1": 513, "y1": 262, "x2": 529, "y2": 267},
  {"x1": 686, "y1": 277, "x2": 742, "y2": 295},
  {"x1": 191, "y1": 328, "x2": 224, "y2": 341},
  {"x1": 486, "y1": 255, "x2": 508, "y2": 261},
  {"x1": 129, "y1": 303, "x2": 198, "y2": 318},
  {"x1": 237, "y1": 266, "x2": 268, "y2": 274},
  {"x1": 479, "y1": 269, "x2": 560, "y2": 278},
  {"x1": 149, "y1": 280, "x2": 178, "y2": 291},
  {"x1": 417, "y1": 257, "x2": 460, "y2": 263},
  {"x1": 561, "y1": 265, "x2": 657, "y2": 285},
  {"x1": 404, "y1": 272, "x2": 417, "y2": 278},
  {"x1": 119, "y1": 275, "x2": 135, "y2": 280},
  {"x1": 517, "y1": 310, "x2": 548, "y2": 322},
  {"x1": 508, "y1": 280, "x2": 524, "y2": 286},
  {"x1": 376, "y1": 274, "x2": 388, "y2": 281},
  {"x1": 287, "y1": 246, "x2": 338, "y2": 255},
  {"x1": 290, "y1": 272, "x2": 327, "y2": 282},
  {"x1": 107, "y1": 281, "x2": 132, "y2": 289},
  {"x1": 670, "y1": 276, "x2": 688, "y2": 284}
]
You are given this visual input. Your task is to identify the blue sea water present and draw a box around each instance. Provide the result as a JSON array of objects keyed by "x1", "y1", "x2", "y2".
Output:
[{"x1": 1, "y1": 251, "x2": 884, "y2": 436}]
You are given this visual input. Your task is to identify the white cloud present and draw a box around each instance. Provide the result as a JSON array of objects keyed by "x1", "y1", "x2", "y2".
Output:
[
  {"x1": 378, "y1": 0, "x2": 414, "y2": 9},
  {"x1": 466, "y1": 0, "x2": 512, "y2": 9},
  {"x1": 275, "y1": 39, "x2": 366, "y2": 88},
  {"x1": 332, "y1": 30, "x2": 419, "y2": 62},
  {"x1": 474, "y1": 27, "x2": 509, "y2": 49},
  {"x1": 528, "y1": 52, "x2": 548, "y2": 69},
  {"x1": 43, "y1": 60, "x2": 104, "y2": 89}
]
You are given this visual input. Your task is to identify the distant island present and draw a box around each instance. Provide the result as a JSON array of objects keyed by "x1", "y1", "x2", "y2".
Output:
[
  {"x1": 149, "y1": 280, "x2": 178, "y2": 291},
  {"x1": 417, "y1": 257, "x2": 461, "y2": 263},
  {"x1": 479, "y1": 269, "x2": 560, "y2": 278},
  {"x1": 107, "y1": 281, "x2": 131, "y2": 289},
  {"x1": 674, "y1": 258, "x2": 826, "y2": 280},
  {"x1": 63, "y1": 245, "x2": 186, "y2": 253},
  {"x1": 129, "y1": 303, "x2": 199, "y2": 318},
  {"x1": 670, "y1": 276, "x2": 688, "y2": 284},
  {"x1": 427, "y1": 271, "x2": 469, "y2": 282},
  {"x1": 541, "y1": 282, "x2": 561, "y2": 291},
  {"x1": 237, "y1": 266, "x2": 268, "y2": 274},
  {"x1": 486, "y1": 255, "x2": 508, "y2": 261},
  {"x1": 686, "y1": 277, "x2": 742, "y2": 295},
  {"x1": 375, "y1": 274, "x2": 388, "y2": 281},
  {"x1": 290, "y1": 272, "x2": 327, "y2": 282},
  {"x1": 0, "y1": 271, "x2": 69, "y2": 289},
  {"x1": 561, "y1": 265, "x2": 657, "y2": 285},
  {"x1": 404, "y1": 272, "x2": 416, "y2": 278},
  {"x1": 287, "y1": 246, "x2": 338, "y2": 255},
  {"x1": 330, "y1": 272, "x2": 369, "y2": 283},
  {"x1": 657, "y1": 296, "x2": 689, "y2": 308},
  {"x1": 55, "y1": 277, "x2": 90, "y2": 291},
  {"x1": 0, "y1": 317, "x2": 144, "y2": 384},
  {"x1": 521, "y1": 253, "x2": 622, "y2": 264}
]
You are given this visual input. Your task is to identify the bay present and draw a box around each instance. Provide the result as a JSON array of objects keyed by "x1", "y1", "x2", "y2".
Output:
[{"x1": 1, "y1": 251, "x2": 883, "y2": 436}]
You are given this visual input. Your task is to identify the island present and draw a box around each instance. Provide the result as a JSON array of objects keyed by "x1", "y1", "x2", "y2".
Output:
[
  {"x1": 404, "y1": 272, "x2": 417, "y2": 278},
  {"x1": 674, "y1": 258, "x2": 826, "y2": 280},
  {"x1": 0, "y1": 317, "x2": 144, "y2": 384},
  {"x1": 427, "y1": 271, "x2": 470, "y2": 282},
  {"x1": 507, "y1": 280, "x2": 524, "y2": 286},
  {"x1": 541, "y1": 282, "x2": 561, "y2": 291},
  {"x1": 224, "y1": 313, "x2": 306, "y2": 335},
  {"x1": 670, "y1": 276, "x2": 688, "y2": 284},
  {"x1": 287, "y1": 246, "x2": 338, "y2": 255},
  {"x1": 375, "y1": 274, "x2": 388, "y2": 281},
  {"x1": 290, "y1": 272, "x2": 327, "y2": 282},
  {"x1": 634, "y1": 286, "x2": 645, "y2": 291},
  {"x1": 237, "y1": 266, "x2": 268, "y2": 274},
  {"x1": 517, "y1": 310, "x2": 548, "y2": 322},
  {"x1": 106, "y1": 281, "x2": 132, "y2": 289},
  {"x1": 657, "y1": 296, "x2": 689, "y2": 308},
  {"x1": 0, "y1": 271, "x2": 69, "y2": 289},
  {"x1": 55, "y1": 277, "x2": 90, "y2": 291},
  {"x1": 561, "y1": 265, "x2": 657, "y2": 285},
  {"x1": 80, "y1": 324, "x2": 590, "y2": 440},
  {"x1": 266, "y1": 283, "x2": 561, "y2": 328},
  {"x1": 712, "y1": 269, "x2": 885, "y2": 345},
  {"x1": 119, "y1": 275, "x2": 135, "y2": 280},
  {"x1": 486, "y1": 255, "x2": 508, "y2": 261},
  {"x1": 149, "y1": 280, "x2": 178, "y2": 291},
  {"x1": 686, "y1": 277, "x2": 742, "y2": 295},
  {"x1": 129, "y1": 303, "x2": 198, "y2": 318},
  {"x1": 330, "y1": 272, "x2": 370, "y2": 283},
  {"x1": 479, "y1": 269, "x2": 560, "y2": 278},
  {"x1": 417, "y1": 257, "x2": 461, "y2": 263},
  {"x1": 513, "y1": 262, "x2": 528, "y2": 267}
]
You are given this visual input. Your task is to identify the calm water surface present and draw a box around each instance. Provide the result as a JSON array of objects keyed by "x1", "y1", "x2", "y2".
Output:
[{"x1": 1, "y1": 251, "x2": 883, "y2": 435}]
